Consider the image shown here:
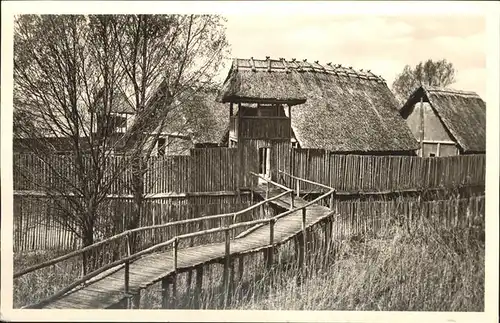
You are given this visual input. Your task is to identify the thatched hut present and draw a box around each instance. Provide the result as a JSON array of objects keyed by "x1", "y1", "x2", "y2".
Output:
[
  {"x1": 145, "y1": 87, "x2": 229, "y2": 156},
  {"x1": 218, "y1": 57, "x2": 418, "y2": 154},
  {"x1": 217, "y1": 57, "x2": 418, "y2": 186},
  {"x1": 400, "y1": 85, "x2": 486, "y2": 156}
]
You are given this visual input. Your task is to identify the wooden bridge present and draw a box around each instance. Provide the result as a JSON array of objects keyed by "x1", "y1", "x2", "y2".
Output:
[{"x1": 14, "y1": 172, "x2": 338, "y2": 309}]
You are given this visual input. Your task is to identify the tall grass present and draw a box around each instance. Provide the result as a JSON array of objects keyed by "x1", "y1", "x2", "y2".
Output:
[
  {"x1": 233, "y1": 224, "x2": 484, "y2": 311},
  {"x1": 13, "y1": 249, "x2": 81, "y2": 308},
  {"x1": 14, "y1": 195, "x2": 484, "y2": 311}
]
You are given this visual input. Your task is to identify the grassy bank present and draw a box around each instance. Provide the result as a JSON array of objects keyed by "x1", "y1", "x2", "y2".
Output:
[
  {"x1": 236, "y1": 227, "x2": 483, "y2": 311},
  {"x1": 232, "y1": 221, "x2": 484, "y2": 311},
  {"x1": 14, "y1": 210, "x2": 484, "y2": 311}
]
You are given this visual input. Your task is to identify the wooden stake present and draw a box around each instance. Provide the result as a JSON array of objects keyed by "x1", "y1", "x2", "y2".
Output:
[
  {"x1": 186, "y1": 269, "x2": 193, "y2": 298},
  {"x1": 238, "y1": 255, "x2": 244, "y2": 281},
  {"x1": 124, "y1": 260, "x2": 130, "y2": 296},
  {"x1": 301, "y1": 208, "x2": 307, "y2": 278},
  {"x1": 229, "y1": 259, "x2": 235, "y2": 307},
  {"x1": 223, "y1": 228, "x2": 231, "y2": 308},
  {"x1": 268, "y1": 218, "x2": 275, "y2": 270},
  {"x1": 194, "y1": 266, "x2": 203, "y2": 309},
  {"x1": 297, "y1": 233, "x2": 304, "y2": 285},
  {"x1": 172, "y1": 238, "x2": 178, "y2": 308},
  {"x1": 161, "y1": 277, "x2": 169, "y2": 309},
  {"x1": 132, "y1": 290, "x2": 141, "y2": 309},
  {"x1": 324, "y1": 218, "x2": 331, "y2": 267}
]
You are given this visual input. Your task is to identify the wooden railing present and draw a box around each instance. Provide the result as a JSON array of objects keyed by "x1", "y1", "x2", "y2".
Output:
[
  {"x1": 17, "y1": 174, "x2": 335, "y2": 309},
  {"x1": 279, "y1": 170, "x2": 336, "y2": 207}
]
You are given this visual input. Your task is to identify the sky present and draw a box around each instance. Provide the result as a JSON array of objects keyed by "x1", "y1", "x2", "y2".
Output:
[{"x1": 220, "y1": 15, "x2": 486, "y2": 98}]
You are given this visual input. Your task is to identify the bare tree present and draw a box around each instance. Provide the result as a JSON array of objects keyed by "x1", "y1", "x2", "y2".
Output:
[
  {"x1": 14, "y1": 14, "x2": 230, "y2": 259},
  {"x1": 110, "y1": 14, "x2": 229, "y2": 251},
  {"x1": 391, "y1": 59, "x2": 456, "y2": 105},
  {"x1": 14, "y1": 15, "x2": 133, "y2": 271}
]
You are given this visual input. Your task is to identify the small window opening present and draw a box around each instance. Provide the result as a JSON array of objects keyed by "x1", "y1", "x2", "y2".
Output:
[{"x1": 157, "y1": 138, "x2": 166, "y2": 156}]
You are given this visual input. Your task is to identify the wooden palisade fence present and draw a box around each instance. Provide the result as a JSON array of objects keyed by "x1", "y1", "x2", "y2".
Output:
[{"x1": 13, "y1": 148, "x2": 485, "y2": 252}]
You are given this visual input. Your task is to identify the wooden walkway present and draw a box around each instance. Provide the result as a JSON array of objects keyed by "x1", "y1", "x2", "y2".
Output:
[{"x1": 40, "y1": 186, "x2": 334, "y2": 309}]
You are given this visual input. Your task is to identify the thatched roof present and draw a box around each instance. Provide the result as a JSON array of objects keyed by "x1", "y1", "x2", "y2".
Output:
[
  {"x1": 218, "y1": 57, "x2": 419, "y2": 153},
  {"x1": 177, "y1": 88, "x2": 228, "y2": 144},
  {"x1": 400, "y1": 85, "x2": 486, "y2": 153},
  {"x1": 151, "y1": 87, "x2": 228, "y2": 145}
]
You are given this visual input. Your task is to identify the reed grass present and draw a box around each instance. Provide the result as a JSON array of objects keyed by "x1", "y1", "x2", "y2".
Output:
[
  {"x1": 14, "y1": 195, "x2": 484, "y2": 311},
  {"x1": 139, "y1": 215, "x2": 484, "y2": 311}
]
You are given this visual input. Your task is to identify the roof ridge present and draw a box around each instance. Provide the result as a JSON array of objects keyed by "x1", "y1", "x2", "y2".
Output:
[
  {"x1": 233, "y1": 57, "x2": 386, "y2": 84},
  {"x1": 423, "y1": 85, "x2": 480, "y2": 97}
]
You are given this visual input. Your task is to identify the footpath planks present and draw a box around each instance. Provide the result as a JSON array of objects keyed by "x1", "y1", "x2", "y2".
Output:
[{"x1": 42, "y1": 188, "x2": 333, "y2": 309}]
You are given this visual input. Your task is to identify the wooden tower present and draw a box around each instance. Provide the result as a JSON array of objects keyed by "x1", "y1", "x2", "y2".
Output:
[{"x1": 228, "y1": 101, "x2": 300, "y2": 189}]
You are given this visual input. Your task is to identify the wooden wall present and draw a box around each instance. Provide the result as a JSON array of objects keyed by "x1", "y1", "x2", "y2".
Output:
[
  {"x1": 13, "y1": 148, "x2": 486, "y2": 252},
  {"x1": 328, "y1": 195, "x2": 485, "y2": 241},
  {"x1": 290, "y1": 149, "x2": 485, "y2": 193},
  {"x1": 13, "y1": 193, "x2": 255, "y2": 252},
  {"x1": 405, "y1": 101, "x2": 460, "y2": 157}
]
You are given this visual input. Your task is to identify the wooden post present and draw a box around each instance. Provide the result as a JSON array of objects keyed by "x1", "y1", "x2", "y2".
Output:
[
  {"x1": 124, "y1": 260, "x2": 130, "y2": 308},
  {"x1": 124, "y1": 260, "x2": 130, "y2": 294},
  {"x1": 301, "y1": 208, "x2": 307, "y2": 278},
  {"x1": 268, "y1": 218, "x2": 275, "y2": 270},
  {"x1": 296, "y1": 178, "x2": 300, "y2": 197},
  {"x1": 223, "y1": 228, "x2": 231, "y2": 308},
  {"x1": 266, "y1": 180, "x2": 269, "y2": 199},
  {"x1": 132, "y1": 290, "x2": 141, "y2": 309},
  {"x1": 302, "y1": 208, "x2": 307, "y2": 237},
  {"x1": 186, "y1": 269, "x2": 193, "y2": 298},
  {"x1": 229, "y1": 259, "x2": 235, "y2": 307},
  {"x1": 171, "y1": 238, "x2": 178, "y2": 308},
  {"x1": 418, "y1": 195, "x2": 423, "y2": 225},
  {"x1": 194, "y1": 266, "x2": 203, "y2": 309},
  {"x1": 290, "y1": 191, "x2": 295, "y2": 209},
  {"x1": 455, "y1": 193, "x2": 460, "y2": 227},
  {"x1": 297, "y1": 233, "x2": 304, "y2": 285},
  {"x1": 330, "y1": 191, "x2": 335, "y2": 211},
  {"x1": 238, "y1": 255, "x2": 244, "y2": 281},
  {"x1": 124, "y1": 232, "x2": 131, "y2": 307},
  {"x1": 419, "y1": 96, "x2": 425, "y2": 157},
  {"x1": 161, "y1": 277, "x2": 169, "y2": 309},
  {"x1": 324, "y1": 218, "x2": 331, "y2": 267}
]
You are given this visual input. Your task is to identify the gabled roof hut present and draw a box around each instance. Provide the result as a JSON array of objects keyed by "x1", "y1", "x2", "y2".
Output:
[
  {"x1": 218, "y1": 57, "x2": 419, "y2": 154},
  {"x1": 400, "y1": 85, "x2": 486, "y2": 154}
]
